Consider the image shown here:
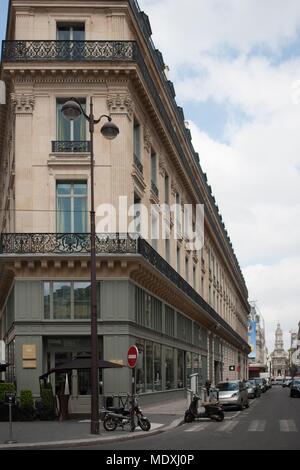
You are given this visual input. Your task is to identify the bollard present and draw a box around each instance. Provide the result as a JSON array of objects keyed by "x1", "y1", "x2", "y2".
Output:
[{"x1": 4, "y1": 393, "x2": 17, "y2": 444}]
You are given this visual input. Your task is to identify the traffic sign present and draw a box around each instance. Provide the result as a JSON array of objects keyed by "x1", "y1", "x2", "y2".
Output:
[{"x1": 127, "y1": 345, "x2": 139, "y2": 369}]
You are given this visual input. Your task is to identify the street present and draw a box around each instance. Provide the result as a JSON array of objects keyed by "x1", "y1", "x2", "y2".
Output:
[{"x1": 78, "y1": 386, "x2": 300, "y2": 450}]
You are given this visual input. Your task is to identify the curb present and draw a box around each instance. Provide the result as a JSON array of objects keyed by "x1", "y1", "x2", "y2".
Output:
[{"x1": 0, "y1": 417, "x2": 184, "y2": 450}]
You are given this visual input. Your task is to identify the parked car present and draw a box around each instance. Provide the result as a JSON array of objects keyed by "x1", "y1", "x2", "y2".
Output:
[
  {"x1": 217, "y1": 381, "x2": 249, "y2": 410},
  {"x1": 290, "y1": 379, "x2": 300, "y2": 398},
  {"x1": 252, "y1": 377, "x2": 267, "y2": 393},
  {"x1": 282, "y1": 377, "x2": 292, "y2": 388},
  {"x1": 274, "y1": 377, "x2": 284, "y2": 386},
  {"x1": 247, "y1": 380, "x2": 261, "y2": 398}
]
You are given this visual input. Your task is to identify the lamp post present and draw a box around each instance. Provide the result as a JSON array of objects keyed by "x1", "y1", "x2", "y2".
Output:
[{"x1": 61, "y1": 97, "x2": 119, "y2": 434}]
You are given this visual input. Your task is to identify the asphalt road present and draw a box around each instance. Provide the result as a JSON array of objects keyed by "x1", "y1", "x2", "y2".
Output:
[{"x1": 79, "y1": 385, "x2": 300, "y2": 450}]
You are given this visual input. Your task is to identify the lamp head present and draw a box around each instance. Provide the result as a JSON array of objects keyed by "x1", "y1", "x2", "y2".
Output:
[
  {"x1": 101, "y1": 120, "x2": 120, "y2": 140},
  {"x1": 61, "y1": 100, "x2": 82, "y2": 121}
]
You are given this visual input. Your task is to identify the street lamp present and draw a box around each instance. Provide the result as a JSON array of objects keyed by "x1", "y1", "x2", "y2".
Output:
[{"x1": 62, "y1": 97, "x2": 119, "y2": 435}]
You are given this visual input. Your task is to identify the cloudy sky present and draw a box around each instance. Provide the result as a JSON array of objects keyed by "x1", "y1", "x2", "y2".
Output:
[{"x1": 1, "y1": 0, "x2": 300, "y2": 350}]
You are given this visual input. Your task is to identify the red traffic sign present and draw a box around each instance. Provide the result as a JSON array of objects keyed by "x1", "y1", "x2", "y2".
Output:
[{"x1": 127, "y1": 345, "x2": 139, "y2": 369}]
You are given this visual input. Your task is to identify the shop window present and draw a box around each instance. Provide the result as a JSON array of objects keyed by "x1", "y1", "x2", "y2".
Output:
[
  {"x1": 165, "y1": 347, "x2": 175, "y2": 390},
  {"x1": 154, "y1": 343, "x2": 162, "y2": 392}
]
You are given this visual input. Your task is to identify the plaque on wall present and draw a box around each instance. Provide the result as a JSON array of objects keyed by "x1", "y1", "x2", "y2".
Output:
[
  {"x1": 22, "y1": 345, "x2": 37, "y2": 360},
  {"x1": 23, "y1": 360, "x2": 37, "y2": 369}
]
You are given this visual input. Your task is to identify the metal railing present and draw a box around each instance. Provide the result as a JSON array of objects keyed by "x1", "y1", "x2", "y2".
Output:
[
  {"x1": 134, "y1": 154, "x2": 143, "y2": 174},
  {"x1": 0, "y1": 232, "x2": 250, "y2": 351},
  {"x1": 52, "y1": 141, "x2": 91, "y2": 153},
  {"x1": 0, "y1": 233, "x2": 138, "y2": 255},
  {"x1": 151, "y1": 181, "x2": 159, "y2": 198},
  {"x1": 1, "y1": 40, "x2": 136, "y2": 62}
]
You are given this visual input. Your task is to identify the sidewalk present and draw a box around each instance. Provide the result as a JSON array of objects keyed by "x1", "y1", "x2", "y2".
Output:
[{"x1": 0, "y1": 398, "x2": 186, "y2": 449}]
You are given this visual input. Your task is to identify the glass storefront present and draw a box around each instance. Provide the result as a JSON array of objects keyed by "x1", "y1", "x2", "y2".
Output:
[
  {"x1": 43, "y1": 282, "x2": 99, "y2": 320},
  {"x1": 165, "y1": 347, "x2": 175, "y2": 390},
  {"x1": 45, "y1": 337, "x2": 102, "y2": 397},
  {"x1": 153, "y1": 343, "x2": 162, "y2": 392},
  {"x1": 177, "y1": 350, "x2": 185, "y2": 389}
]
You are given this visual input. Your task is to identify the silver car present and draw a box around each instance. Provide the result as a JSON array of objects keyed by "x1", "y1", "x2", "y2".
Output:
[{"x1": 217, "y1": 381, "x2": 249, "y2": 410}]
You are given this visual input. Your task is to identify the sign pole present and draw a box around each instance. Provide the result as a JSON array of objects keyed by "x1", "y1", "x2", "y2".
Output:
[{"x1": 5, "y1": 402, "x2": 17, "y2": 445}]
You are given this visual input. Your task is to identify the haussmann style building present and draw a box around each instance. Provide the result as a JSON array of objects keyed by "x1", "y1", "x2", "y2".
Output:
[{"x1": 0, "y1": 0, "x2": 250, "y2": 413}]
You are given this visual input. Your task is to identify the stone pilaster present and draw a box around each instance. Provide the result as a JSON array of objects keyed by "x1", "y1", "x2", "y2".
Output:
[{"x1": 12, "y1": 93, "x2": 35, "y2": 232}]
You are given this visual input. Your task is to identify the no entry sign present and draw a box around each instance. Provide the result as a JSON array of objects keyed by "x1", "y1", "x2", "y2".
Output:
[{"x1": 127, "y1": 345, "x2": 139, "y2": 369}]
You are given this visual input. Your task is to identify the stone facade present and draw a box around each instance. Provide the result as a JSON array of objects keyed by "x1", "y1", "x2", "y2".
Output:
[
  {"x1": 0, "y1": 0, "x2": 250, "y2": 411},
  {"x1": 270, "y1": 324, "x2": 289, "y2": 378}
]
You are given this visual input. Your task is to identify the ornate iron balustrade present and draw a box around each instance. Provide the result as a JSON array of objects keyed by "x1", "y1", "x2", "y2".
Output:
[
  {"x1": 1, "y1": 40, "x2": 136, "y2": 62},
  {"x1": 0, "y1": 232, "x2": 249, "y2": 351},
  {"x1": 137, "y1": 238, "x2": 250, "y2": 353},
  {"x1": 0, "y1": 233, "x2": 138, "y2": 255},
  {"x1": 52, "y1": 141, "x2": 91, "y2": 153},
  {"x1": 151, "y1": 181, "x2": 159, "y2": 198},
  {"x1": 134, "y1": 154, "x2": 143, "y2": 174}
]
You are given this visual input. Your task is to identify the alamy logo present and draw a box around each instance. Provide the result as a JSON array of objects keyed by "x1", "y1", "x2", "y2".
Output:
[{"x1": 0, "y1": 80, "x2": 6, "y2": 104}]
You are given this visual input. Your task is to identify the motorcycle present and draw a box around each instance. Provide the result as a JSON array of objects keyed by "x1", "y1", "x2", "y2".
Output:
[
  {"x1": 102, "y1": 394, "x2": 151, "y2": 432},
  {"x1": 184, "y1": 392, "x2": 224, "y2": 423}
]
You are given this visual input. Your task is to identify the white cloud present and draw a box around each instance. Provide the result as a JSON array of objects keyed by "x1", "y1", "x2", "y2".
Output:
[
  {"x1": 244, "y1": 259, "x2": 300, "y2": 351},
  {"x1": 140, "y1": 0, "x2": 300, "y2": 64}
]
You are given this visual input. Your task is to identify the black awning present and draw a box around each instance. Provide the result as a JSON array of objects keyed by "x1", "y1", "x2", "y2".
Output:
[{"x1": 39, "y1": 356, "x2": 123, "y2": 380}]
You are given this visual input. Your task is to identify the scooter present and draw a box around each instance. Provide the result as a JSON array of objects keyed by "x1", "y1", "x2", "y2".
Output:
[
  {"x1": 184, "y1": 392, "x2": 224, "y2": 423},
  {"x1": 102, "y1": 395, "x2": 151, "y2": 432}
]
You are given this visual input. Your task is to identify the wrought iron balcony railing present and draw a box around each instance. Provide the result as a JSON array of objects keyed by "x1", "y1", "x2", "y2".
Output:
[
  {"x1": 134, "y1": 154, "x2": 143, "y2": 174},
  {"x1": 151, "y1": 181, "x2": 159, "y2": 198},
  {"x1": 1, "y1": 40, "x2": 136, "y2": 62},
  {"x1": 0, "y1": 232, "x2": 250, "y2": 352},
  {"x1": 52, "y1": 141, "x2": 91, "y2": 153},
  {"x1": 0, "y1": 233, "x2": 138, "y2": 255}
]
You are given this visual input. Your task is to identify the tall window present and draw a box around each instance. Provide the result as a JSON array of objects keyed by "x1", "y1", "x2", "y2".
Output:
[
  {"x1": 151, "y1": 149, "x2": 157, "y2": 186},
  {"x1": 193, "y1": 265, "x2": 196, "y2": 289},
  {"x1": 151, "y1": 209, "x2": 159, "y2": 251},
  {"x1": 57, "y1": 98, "x2": 86, "y2": 142},
  {"x1": 57, "y1": 23, "x2": 85, "y2": 40},
  {"x1": 134, "y1": 119, "x2": 141, "y2": 161},
  {"x1": 134, "y1": 194, "x2": 142, "y2": 235},
  {"x1": 56, "y1": 182, "x2": 88, "y2": 233},
  {"x1": 176, "y1": 245, "x2": 181, "y2": 273},
  {"x1": 165, "y1": 238, "x2": 170, "y2": 264},
  {"x1": 185, "y1": 257, "x2": 189, "y2": 282},
  {"x1": 164, "y1": 174, "x2": 169, "y2": 204}
]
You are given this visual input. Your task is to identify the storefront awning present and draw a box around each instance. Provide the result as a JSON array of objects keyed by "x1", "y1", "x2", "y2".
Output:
[{"x1": 39, "y1": 356, "x2": 123, "y2": 380}]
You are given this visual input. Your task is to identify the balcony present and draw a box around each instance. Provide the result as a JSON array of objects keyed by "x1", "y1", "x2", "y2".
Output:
[
  {"x1": 134, "y1": 154, "x2": 143, "y2": 174},
  {"x1": 1, "y1": 40, "x2": 136, "y2": 62},
  {"x1": 151, "y1": 181, "x2": 159, "y2": 198},
  {"x1": 52, "y1": 141, "x2": 91, "y2": 153},
  {"x1": 0, "y1": 232, "x2": 250, "y2": 352},
  {"x1": 0, "y1": 233, "x2": 138, "y2": 255}
]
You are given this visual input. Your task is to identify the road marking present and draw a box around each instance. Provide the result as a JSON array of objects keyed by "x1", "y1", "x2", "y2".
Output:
[
  {"x1": 279, "y1": 420, "x2": 298, "y2": 432},
  {"x1": 216, "y1": 421, "x2": 239, "y2": 433},
  {"x1": 248, "y1": 420, "x2": 266, "y2": 432},
  {"x1": 185, "y1": 423, "x2": 210, "y2": 432}
]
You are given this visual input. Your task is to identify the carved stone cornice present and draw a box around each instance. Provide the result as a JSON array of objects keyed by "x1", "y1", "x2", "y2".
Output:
[
  {"x1": 107, "y1": 93, "x2": 134, "y2": 119},
  {"x1": 11, "y1": 93, "x2": 35, "y2": 114},
  {"x1": 143, "y1": 126, "x2": 152, "y2": 153}
]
